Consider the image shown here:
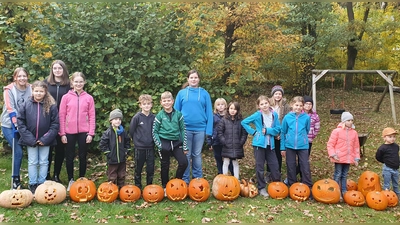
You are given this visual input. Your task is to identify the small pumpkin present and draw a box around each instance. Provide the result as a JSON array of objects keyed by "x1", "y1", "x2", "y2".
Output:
[
  {"x1": 188, "y1": 178, "x2": 210, "y2": 202},
  {"x1": 97, "y1": 181, "x2": 119, "y2": 203},
  {"x1": 212, "y1": 174, "x2": 240, "y2": 201},
  {"x1": 343, "y1": 190, "x2": 365, "y2": 207},
  {"x1": 312, "y1": 179, "x2": 341, "y2": 204},
  {"x1": 267, "y1": 182, "x2": 289, "y2": 199},
  {"x1": 366, "y1": 191, "x2": 388, "y2": 211},
  {"x1": 142, "y1": 184, "x2": 164, "y2": 203},
  {"x1": 119, "y1": 185, "x2": 141, "y2": 202},
  {"x1": 0, "y1": 189, "x2": 33, "y2": 208},
  {"x1": 69, "y1": 177, "x2": 97, "y2": 203},
  {"x1": 289, "y1": 182, "x2": 310, "y2": 202},
  {"x1": 358, "y1": 171, "x2": 382, "y2": 197},
  {"x1": 166, "y1": 178, "x2": 187, "y2": 201},
  {"x1": 346, "y1": 179, "x2": 358, "y2": 191},
  {"x1": 35, "y1": 180, "x2": 67, "y2": 204},
  {"x1": 381, "y1": 189, "x2": 398, "y2": 207},
  {"x1": 240, "y1": 179, "x2": 258, "y2": 198}
]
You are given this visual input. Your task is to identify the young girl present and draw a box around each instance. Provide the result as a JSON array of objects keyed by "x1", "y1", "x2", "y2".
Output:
[
  {"x1": 59, "y1": 72, "x2": 96, "y2": 191},
  {"x1": 217, "y1": 102, "x2": 247, "y2": 179},
  {"x1": 17, "y1": 81, "x2": 59, "y2": 194},
  {"x1": 281, "y1": 96, "x2": 312, "y2": 191},
  {"x1": 327, "y1": 112, "x2": 360, "y2": 198}
]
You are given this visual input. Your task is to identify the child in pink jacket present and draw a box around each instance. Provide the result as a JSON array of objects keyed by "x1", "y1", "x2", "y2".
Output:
[{"x1": 327, "y1": 111, "x2": 360, "y2": 198}]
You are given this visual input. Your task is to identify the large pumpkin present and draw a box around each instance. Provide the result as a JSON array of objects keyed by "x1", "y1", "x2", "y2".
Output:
[
  {"x1": 119, "y1": 185, "x2": 141, "y2": 202},
  {"x1": 165, "y1": 178, "x2": 187, "y2": 201},
  {"x1": 188, "y1": 178, "x2": 210, "y2": 202},
  {"x1": 0, "y1": 189, "x2": 33, "y2": 208},
  {"x1": 239, "y1": 179, "x2": 258, "y2": 198},
  {"x1": 312, "y1": 179, "x2": 341, "y2": 204},
  {"x1": 346, "y1": 179, "x2": 358, "y2": 191},
  {"x1": 142, "y1": 184, "x2": 164, "y2": 203},
  {"x1": 381, "y1": 189, "x2": 398, "y2": 207},
  {"x1": 366, "y1": 191, "x2": 388, "y2": 211},
  {"x1": 69, "y1": 177, "x2": 97, "y2": 203},
  {"x1": 212, "y1": 174, "x2": 240, "y2": 201},
  {"x1": 289, "y1": 182, "x2": 310, "y2": 202},
  {"x1": 97, "y1": 181, "x2": 119, "y2": 203},
  {"x1": 268, "y1": 182, "x2": 289, "y2": 199},
  {"x1": 343, "y1": 190, "x2": 365, "y2": 207},
  {"x1": 358, "y1": 171, "x2": 382, "y2": 197},
  {"x1": 35, "y1": 181, "x2": 66, "y2": 204}
]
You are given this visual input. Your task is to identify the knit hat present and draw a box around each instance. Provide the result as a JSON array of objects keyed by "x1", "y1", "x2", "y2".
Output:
[
  {"x1": 303, "y1": 96, "x2": 313, "y2": 105},
  {"x1": 109, "y1": 109, "x2": 123, "y2": 121},
  {"x1": 271, "y1": 85, "x2": 284, "y2": 96},
  {"x1": 341, "y1": 112, "x2": 353, "y2": 122},
  {"x1": 382, "y1": 127, "x2": 398, "y2": 137}
]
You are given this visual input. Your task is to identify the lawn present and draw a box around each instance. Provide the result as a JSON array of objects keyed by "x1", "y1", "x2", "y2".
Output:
[{"x1": 0, "y1": 88, "x2": 399, "y2": 223}]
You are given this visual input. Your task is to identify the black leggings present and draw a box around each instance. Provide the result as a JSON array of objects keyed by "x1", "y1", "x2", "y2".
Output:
[
  {"x1": 267, "y1": 138, "x2": 283, "y2": 173},
  {"x1": 48, "y1": 135, "x2": 65, "y2": 177},
  {"x1": 65, "y1": 133, "x2": 88, "y2": 180}
]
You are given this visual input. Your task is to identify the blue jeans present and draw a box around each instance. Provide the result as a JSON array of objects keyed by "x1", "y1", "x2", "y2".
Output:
[
  {"x1": 382, "y1": 164, "x2": 400, "y2": 195},
  {"x1": 2, "y1": 126, "x2": 23, "y2": 177},
  {"x1": 27, "y1": 145, "x2": 50, "y2": 185},
  {"x1": 183, "y1": 130, "x2": 205, "y2": 183},
  {"x1": 333, "y1": 163, "x2": 350, "y2": 194}
]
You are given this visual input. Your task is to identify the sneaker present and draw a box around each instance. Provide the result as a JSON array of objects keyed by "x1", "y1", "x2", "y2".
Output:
[
  {"x1": 67, "y1": 179, "x2": 74, "y2": 192},
  {"x1": 53, "y1": 175, "x2": 63, "y2": 184},
  {"x1": 259, "y1": 189, "x2": 269, "y2": 197},
  {"x1": 29, "y1": 184, "x2": 38, "y2": 194},
  {"x1": 283, "y1": 178, "x2": 288, "y2": 185},
  {"x1": 12, "y1": 177, "x2": 21, "y2": 190}
]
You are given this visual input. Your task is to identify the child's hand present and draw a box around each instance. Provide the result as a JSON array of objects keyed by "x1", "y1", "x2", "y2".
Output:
[
  {"x1": 281, "y1": 151, "x2": 286, "y2": 157},
  {"x1": 209, "y1": 146, "x2": 213, "y2": 151},
  {"x1": 86, "y1": 135, "x2": 93, "y2": 143},
  {"x1": 354, "y1": 161, "x2": 358, "y2": 166},
  {"x1": 332, "y1": 155, "x2": 339, "y2": 161},
  {"x1": 262, "y1": 128, "x2": 266, "y2": 135},
  {"x1": 183, "y1": 150, "x2": 189, "y2": 155},
  {"x1": 61, "y1": 135, "x2": 67, "y2": 144},
  {"x1": 276, "y1": 135, "x2": 281, "y2": 140}
]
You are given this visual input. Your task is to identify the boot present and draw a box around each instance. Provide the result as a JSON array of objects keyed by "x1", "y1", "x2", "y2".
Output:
[
  {"x1": 29, "y1": 184, "x2": 38, "y2": 194},
  {"x1": 53, "y1": 175, "x2": 63, "y2": 184},
  {"x1": 12, "y1": 176, "x2": 21, "y2": 190}
]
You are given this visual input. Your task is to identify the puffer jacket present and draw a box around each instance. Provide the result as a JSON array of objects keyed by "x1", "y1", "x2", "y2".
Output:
[
  {"x1": 99, "y1": 125, "x2": 131, "y2": 164},
  {"x1": 306, "y1": 109, "x2": 320, "y2": 143},
  {"x1": 217, "y1": 117, "x2": 247, "y2": 159},
  {"x1": 327, "y1": 122, "x2": 360, "y2": 164},
  {"x1": 207, "y1": 113, "x2": 224, "y2": 146}
]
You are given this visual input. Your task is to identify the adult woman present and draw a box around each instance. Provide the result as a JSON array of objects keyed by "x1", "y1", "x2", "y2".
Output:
[
  {"x1": 174, "y1": 69, "x2": 213, "y2": 184},
  {"x1": 43, "y1": 60, "x2": 70, "y2": 183},
  {"x1": 1, "y1": 67, "x2": 32, "y2": 189}
]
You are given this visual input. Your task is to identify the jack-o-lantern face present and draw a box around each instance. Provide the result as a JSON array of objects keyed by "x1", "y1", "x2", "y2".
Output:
[
  {"x1": 312, "y1": 179, "x2": 341, "y2": 204},
  {"x1": 212, "y1": 174, "x2": 240, "y2": 201},
  {"x1": 343, "y1": 190, "x2": 365, "y2": 207},
  {"x1": 381, "y1": 189, "x2": 398, "y2": 207},
  {"x1": 35, "y1": 181, "x2": 66, "y2": 204},
  {"x1": 268, "y1": 182, "x2": 289, "y2": 199},
  {"x1": 358, "y1": 171, "x2": 382, "y2": 197},
  {"x1": 69, "y1": 177, "x2": 97, "y2": 203},
  {"x1": 166, "y1": 178, "x2": 187, "y2": 201},
  {"x1": 97, "y1": 182, "x2": 119, "y2": 203},
  {"x1": 119, "y1": 185, "x2": 141, "y2": 202},
  {"x1": 188, "y1": 178, "x2": 210, "y2": 202},
  {"x1": 346, "y1": 179, "x2": 358, "y2": 191},
  {"x1": 240, "y1": 179, "x2": 258, "y2": 198},
  {"x1": 366, "y1": 191, "x2": 388, "y2": 211},
  {"x1": 0, "y1": 189, "x2": 33, "y2": 209},
  {"x1": 142, "y1": 184, "x2": 164, "y2": 203},
  {"x1": 289, "y1": 182, "x2": 310, "y2": 201}
]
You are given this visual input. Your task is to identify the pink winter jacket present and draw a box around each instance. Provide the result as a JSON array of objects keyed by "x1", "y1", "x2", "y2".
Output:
[
  {"x1": 327, "y1": 123, "x2": 360, "y2": 164},
  {"x1": 59, "y1": 90, "x2": 96, "y2": 136}
]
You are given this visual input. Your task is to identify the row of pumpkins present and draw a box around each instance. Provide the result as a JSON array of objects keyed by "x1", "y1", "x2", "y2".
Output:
[{"x1": 0, "y1": 171, "x2": 397, "y2": 211}]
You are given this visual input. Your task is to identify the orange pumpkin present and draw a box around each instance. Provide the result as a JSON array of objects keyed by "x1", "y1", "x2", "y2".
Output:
[
  {"x1": 312, "y1": 179, "x2": 341, "y2": 204},
  {"x1": 381, "y1": 189, "x2": 398, "y2": 207},
  {"x1": 0, "y1": 189, "x2": 33, "y2": 208},
  {"x1": 268, "y1": 182, "x2": 289, "y2": 199},
  {"x1": 119, "y1": 185, "x2": 141, "y2": 202},
  {"x1": 35, "y1": 180, "x2": 66, "y2": 204},
  {"x1": 343, "y1": 190, "x2": 365, "y2": 207},
  {"x1": 97, "y1": 181, "x2": 119, "y2": 203},
  {"x1": 366, "y1": 191, "x2": 388, "y2": 211},
  {"x1": 289, "y1": 182, "x2": 310, "y2": 202},
  {"x1": 358, "y1": 171, "x2": 382, "y2": 197},
  {"x1": 240, "y1": 179, "x2": 258, "y2": 198},
  {"x1": 188, "y1": 178, "x2": 210, "y2": 202},
  {"x1": 346, "y1": 179, "x2": 358, "y2": 191},
  {"x1": 212, "y1": 174, "x2": 240, "y2": 201},
  {"x1": 165, "y1": 178, "x2": 187, "y2": 201},
  {"x1": 69, "y1": 177, "x2": 97, "y2": 203},
  {"x1": 142, "y1": 184, "x2": 164, "y2": 203}
]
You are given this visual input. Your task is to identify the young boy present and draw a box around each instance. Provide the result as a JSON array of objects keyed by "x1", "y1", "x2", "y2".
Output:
[
  {"x1": 99, "y1": 109, "x2": 131, "y2": 188},
  {"x1": 152, "y1": 91, "x2": 188, "y2": 189},
  {"x1": 376, "y1": 127, "x2": 400, "y2": 198},
  {"x1": 129, "y1": 94, "x2": 155, "y2": 189}
]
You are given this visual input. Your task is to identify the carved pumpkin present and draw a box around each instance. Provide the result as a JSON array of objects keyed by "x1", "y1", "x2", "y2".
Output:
[
  {"x1": 346, "y1": 179, "x2": 358, "y2": 191},
  {"x1": 35, "y1": 181, "x2": 66, "y2": 204},
  {"x1": 97, "y1": 181, "x2": 119, "y2": 203},
  {"x1": 366, "y1": 191, "x2": 388, "y2": 211},
  {"x1": 69, "y1": 177, "x2": 97, "y2": 203},
  {"x1": 343, "y1": 190, "x2": 365, "y2": 207},
  {"x1": 0, "y1": 189, "x2": 33, "y2": 208},
  {"x1": 165, "y1": 178, "x2": 187, "y2": 201},
  {"x1": 358, "y1": 171, "x2": 382, "y2": 197},
  {"x1": 381, "y1": 189, "x2": 398, "y2": 207},
  {"x1": 289, "y1": 182, "x2": 310, "y2": 202},
  {"x1": 119, "y1": 185, "x2": 141, "y2": 202},
  {"x1": 267, "y1": 182, "x2": 289, "y2": 199},
  {"x1": 188, "y1": 178, "x2": 210, "y2": 202},
  {"x1": 142, "y1": 184, "x2": 164, "y2": 203},
  {"x1": 239, "y1": 179, "x2": 258, "y2": 198},
  {"x1": 212, "y1": 174, "x2": 240, "y2": 201},
  {"x1": 312, "y1": 179, "x2": 341, "y2": 204}
]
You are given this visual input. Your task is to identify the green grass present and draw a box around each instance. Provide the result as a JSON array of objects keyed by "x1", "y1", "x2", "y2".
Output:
[{"x1": 1, "y1": 88, "x2": 400, "y2": 223}]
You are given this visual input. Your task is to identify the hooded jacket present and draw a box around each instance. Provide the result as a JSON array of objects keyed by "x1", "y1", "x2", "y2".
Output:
[
  {"x1": 1, "y1": 82, "x2": 32, "y2": 128},
  {"x1": 217, "y1": 117, "x2": 247, "y2": 159},
  {"x1": 129, "y1": 111, "x2": 155, "y2": 149},
  {"x1": 327, "y1": 122, "x2": 360, "y2": 164},
  {"x1": 280, "y1": 112, "x2": 310, "y2": 151},
  {"x1": 99, "y1": 125, "x2": 131, "y2": 164}
]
